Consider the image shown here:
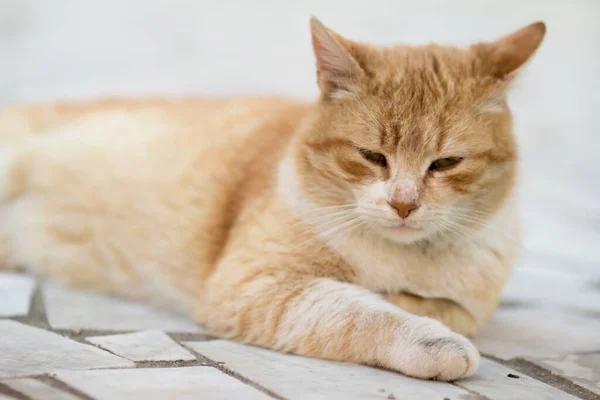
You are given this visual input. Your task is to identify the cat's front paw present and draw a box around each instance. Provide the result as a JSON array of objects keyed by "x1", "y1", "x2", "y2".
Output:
[{"x1": 390, "y1": 317, "x2": 480, "y2": 381}]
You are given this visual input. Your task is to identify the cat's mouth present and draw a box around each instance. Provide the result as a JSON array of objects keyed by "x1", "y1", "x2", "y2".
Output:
[
  {"x1": 376, "y1": 221, "x2": 431, "y2": 244},
  {"x1": 379, "y1": 220, "x2": 423, "y2": 231},
  {"x1": 386, "y1": 225, "x2": 422, "y2": 231}
]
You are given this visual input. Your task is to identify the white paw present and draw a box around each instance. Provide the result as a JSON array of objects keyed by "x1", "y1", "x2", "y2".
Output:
[{"x1": 390, "y1": 317, "x2": 480, "y2": 381}]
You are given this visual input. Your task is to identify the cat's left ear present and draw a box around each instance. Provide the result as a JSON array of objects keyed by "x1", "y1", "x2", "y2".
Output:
[
  {"x1": 475, "y1": 21, "x2": 546, "y2": 79},
  {"x1": 310, "y1": 17, "x2": 364, "y2": 99}
]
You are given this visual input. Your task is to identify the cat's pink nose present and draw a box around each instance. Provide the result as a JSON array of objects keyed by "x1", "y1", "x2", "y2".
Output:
[{"x1": 388, "y1": 200, "x2": 419, "y2": 219}]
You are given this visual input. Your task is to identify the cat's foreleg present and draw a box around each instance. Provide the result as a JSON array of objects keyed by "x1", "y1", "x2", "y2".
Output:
[
  {"x1": 200, "y1": 268, "x2": 479, "y2": 381},
  {"x1": 384, "y1": 293, "x2": 481, "y2": 337}
]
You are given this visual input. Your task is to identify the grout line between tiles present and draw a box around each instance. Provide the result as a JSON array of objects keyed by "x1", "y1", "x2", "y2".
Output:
[
  {"x1": 38, "y1": 375, "x2": 95, "y2": 400},
  {"x1": 56, "y1": 329, "x2": 214, "y2": 343},
  {"x1": 483, "y1": 354, "x2": 600, "y2": 400},
  {"x1": 180, "y1": 343, "x2": 286, "y2": 400},
  {"x1": 0, "y1": 383, "x2": 31, "y2": 400},
  {"x1": 574, "y1": 349, "x2": 600, "y2": 356},
  {"x1": 451, "y1": 380, "x2": 490, "y2": 400},
  {"x1": 25, "y1": 280, "x2": 49, "y2": 328}
]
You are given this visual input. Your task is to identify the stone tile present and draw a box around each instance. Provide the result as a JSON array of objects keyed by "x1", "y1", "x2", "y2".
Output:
[
  {"x1": 473, "y1": 307, "x2": 600, "y2": 359},
  {"x1": 518, "y1": 250, "x2": 600, "y2": 279},
  {"x1": 520, "y1": 164, "x2": 600, "y2": 267},
  {"x1": 457, "y1": 358, "x2": 578, "y2": 400},
  {"x1": 529, "y1": 353, "x2": 600, "y2": 395},
  {"x1": 86, "y1": 330, "x2": 195, "y2": 362},
  {"x1": 44, "y1": 283, "x2": 204, "y2": 332},
  {"x1": 3, "y1": 378, "x2": 80, "y2": 400},
  {"x1": 54, "y1": 367, "x2": 270, "y2": 400},
  {"x1": 0, "y1": 273, "x2": 35, "y2": 317},
  {"x1": 0, "y1": 320, "x2": 134, "y2": 379},
  {"x1": 476, "y1": 251, "x2": 600, "y2": 360},
  {"x1": 502, "y1": 266, "x2": 600, "y2": 314},
  {"x1": 185, "y1": 340, "x2": 470, "y2": 400},
  {"x1": 521, "y1": 204, "x2": 600, "y2": 268}
]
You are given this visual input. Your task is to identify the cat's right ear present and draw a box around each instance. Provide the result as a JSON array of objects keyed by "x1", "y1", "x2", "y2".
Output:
[
  {"x1": 475, "y1": 21, "x2": 546, "y2": 80},
  {"x1": 310, "y1": 17, "x2": 363, "y2": 99}
]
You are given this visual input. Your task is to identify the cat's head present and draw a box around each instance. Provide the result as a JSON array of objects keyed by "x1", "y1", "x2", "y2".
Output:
[{"x1": 281, "y1": 18, "x2": 545, "y2": 244}]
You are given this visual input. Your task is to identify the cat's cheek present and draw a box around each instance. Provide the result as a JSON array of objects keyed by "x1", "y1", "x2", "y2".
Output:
[
  {"x1": 420, "y1": 179, "x2": 452, "y2": 203},
  {"x1": 427, "y1": 171, "x2": 475, "y2": 199},
  {"x1": 418, "y1": 184, "x2": 465, "y2": 218},
  {"x1": 358, "y1": 178, "x2": 392, "y2": 200}
]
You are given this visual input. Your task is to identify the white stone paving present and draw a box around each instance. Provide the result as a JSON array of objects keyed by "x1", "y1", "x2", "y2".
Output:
[
  {"x1": 472, "y1": 263, "x2": 600, "y2": 360},
  {"x1": 457, "y1": 358, "x2": 579, "y2": 400},
  {"x1": 43, "y1": 283, "x2": 204, "y2": 333},
  {"x1": 0, "y1": 273, "x2": 35, "y2": 317},
  {"x1": 0, "y1": 320, "x2": 134, "y2": 379},
  {"x1": 185, "y1": 340, "x2": 470, "y2": 400},
  {"x1": 86, "y1": 330, "x2": 196, "y2": 362},
  {"x1": 3, "y1": 378, "x2": 80, "y2": 400},
  {"x1": 528, "y1": 354, "x2": 600, "y2": 396},
  {"x1": 502, "y1": 266, "x2": 600, "y2": 314},
  {"x1": 473, "y1": 307, "x2": 600, "y2": 359},
  {"x1": 53, "y1": 367, "x2": 270, "y2": 400}
]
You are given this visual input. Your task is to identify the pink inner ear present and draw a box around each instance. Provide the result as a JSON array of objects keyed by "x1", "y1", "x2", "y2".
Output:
[
  {"x1": 312, "y1": 31, "x2": 349, "y2": 76},
  {"x1": 310, "y1": 18, "x2": 362, "y2": 97},
  {"x1": 313, "y1": 40, "x2": 338, "y2": 74}
]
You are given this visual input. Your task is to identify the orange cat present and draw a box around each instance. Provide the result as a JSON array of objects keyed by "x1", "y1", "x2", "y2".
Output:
[{"x1": 0, "y1": 18, "x2": 545, "y2": 380}]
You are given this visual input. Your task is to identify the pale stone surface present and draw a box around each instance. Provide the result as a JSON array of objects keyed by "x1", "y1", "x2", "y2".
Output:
[
  {"x1": 86, "y1": 330, "x2": 195, "y2": 362},
  {"x1": 44, "y1": 283, "x2": 204, "y2": 332},
  {"x1": 529, "y1": 353, "x2": 600, "y2": 395},
  {"x1": 458, "y1": 358, "x2": 578, "y2": 400},
  {"x1": 185, "y1": 340, "x2": 469, "y2": 400},
  {"x1": 3, "y1": 378, "x2": 80, "y2": 400},
  {"x1": 54, "y1": 367, "x2": 270, "y2": 400},
  {"x1": 520, "y1": 163, "x2": 600, "y2": 268},
  {"x1": 473, "y1": 264, "x2": 600, "y2": 360},
  {"x1": 0, "y1": 320, "x2": 134, "y2": 379},
  {"x1": 501, "y1": 267, "x2": 600, "y2": 314},
  {"x1": 473, "y1": 307, "x2": 600, "y2": 359},
  {"x1": 0, "y1": 273, "x2": 35, "y2": 317}
]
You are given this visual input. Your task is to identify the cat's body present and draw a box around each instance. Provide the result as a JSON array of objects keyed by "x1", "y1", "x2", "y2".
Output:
[
  {"x1": 0, "y1": 97, "x2": 312, "y2": 312},
  {"x1": 0, "y1": 19, "x2": 545, "y2": 380}
]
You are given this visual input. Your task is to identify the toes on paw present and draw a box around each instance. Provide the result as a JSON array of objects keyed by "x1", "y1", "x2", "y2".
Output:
[{"x1": 417, "y1": 335, "x2": 479, "y2": 380}]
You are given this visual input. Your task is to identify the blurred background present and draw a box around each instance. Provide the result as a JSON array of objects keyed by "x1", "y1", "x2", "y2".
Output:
[{"x1": 0, "y1": 1, "x2": 598, "y2": 281}]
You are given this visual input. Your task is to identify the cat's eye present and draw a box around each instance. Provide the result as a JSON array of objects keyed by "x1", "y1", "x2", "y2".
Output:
[
  {"x1": 428, "y1": 157, "x2": 463, "y2": 172},
  {"x1": 358, "y1": 148, "x2": 387, "y2": 167}
]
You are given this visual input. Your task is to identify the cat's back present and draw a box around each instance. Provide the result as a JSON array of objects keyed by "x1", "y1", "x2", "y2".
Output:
[
  {"x1": 0, "y1": 97, "x2": 312, "y2": 306},
  {"x1": 0, "y1": 96, "x2": 311, "y2": 203},
  {"x1": 0, "y1": 97, "x2": 309, "y2": 147}
]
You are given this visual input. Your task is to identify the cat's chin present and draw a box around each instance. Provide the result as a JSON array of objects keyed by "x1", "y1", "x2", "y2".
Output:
[{"x1": 376, "y1": 225, "x2": 431, "y2": 244}]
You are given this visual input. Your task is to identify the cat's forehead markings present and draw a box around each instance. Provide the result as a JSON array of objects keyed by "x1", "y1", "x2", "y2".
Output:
[
  {"x1": 379, "y1": 122, "x2": 391, "y2": 147},
  {"x1": 437, "y1": 135, "x2": 458, "y2": 155}
]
